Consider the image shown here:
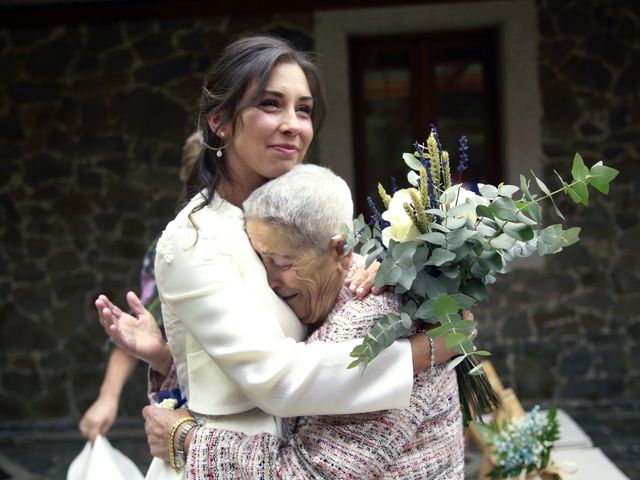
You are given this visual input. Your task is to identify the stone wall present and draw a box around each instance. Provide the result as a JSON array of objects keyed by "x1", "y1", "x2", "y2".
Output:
[
  {"x1": 476, "y1": 0, "x2": 639, "y2": 407},
  {"x1": 0, "y1": 0, "x2": 638, "y2": 426},
  {"x1": 0, "y1": 13, "x2": 314, "y2": 421}
]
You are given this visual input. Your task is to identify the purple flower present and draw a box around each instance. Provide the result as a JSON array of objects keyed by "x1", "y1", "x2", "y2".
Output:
[
  {"x1": 458, "y1": 135, "x2": 470, "y2": 173},
  {"x1": 367, "y1": 196, "x2": 390, "y2": 228},
  {"x1": 431, "y1": 124, "x2": 443, "y2": 152},
  {"x1": 390, "y1": 176, "x2": 398, "y2": 194}
]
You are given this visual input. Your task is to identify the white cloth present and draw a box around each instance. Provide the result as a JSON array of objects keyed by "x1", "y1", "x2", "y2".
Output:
[{"x1": 67, "y1": 435, "x2": 144, "y2": 480}]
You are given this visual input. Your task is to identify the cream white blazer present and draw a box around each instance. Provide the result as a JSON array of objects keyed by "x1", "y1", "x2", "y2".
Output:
[{"x1": 154, "y1": 191, "x2": 413, "y2": 436}]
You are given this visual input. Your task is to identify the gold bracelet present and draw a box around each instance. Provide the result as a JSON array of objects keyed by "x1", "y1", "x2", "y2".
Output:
[{"x1": 168, "y1": 416, "x2": 195, "y2": 473}]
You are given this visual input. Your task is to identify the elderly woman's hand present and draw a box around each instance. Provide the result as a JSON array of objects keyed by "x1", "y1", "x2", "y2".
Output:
[
  {"x1": 344, "y1": 261, "x2": 385, "y2": 298},
  {"x1": 409, "y1": 310, "x2": 478, "y2": 374},
  {"x1": 143, "y1": 406, "x2": 192, "y2": 461},
  {"x1": 96, "y1": 292, "x2": 172, "y2": 375}
]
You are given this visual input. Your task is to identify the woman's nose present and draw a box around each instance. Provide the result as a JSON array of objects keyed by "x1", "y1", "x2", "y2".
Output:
[
  {"x1": 266, "y1": 268, "x2": 281, "y2": 290},
  {"x1": 279, "y1": 109, "x2": 301, "y2": 135}
]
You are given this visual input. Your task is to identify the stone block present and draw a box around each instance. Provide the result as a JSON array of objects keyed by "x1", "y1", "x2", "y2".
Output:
[
  {"x1": 23, "y1": 154, "x2": 72, "y2": 188},
  {"x1": 103, "y1": 47, "x2": 134, "y2": 70},
  {"x1": 52, "y1": 272, "x2": 97, "y2": 303},
  {"x1": 114, "y1": 89, "x2": 186, "y2": 142},
  {"x1": 86, "y1": 23, "x2": 123, "y2": 52},
  {"x1": 564, "y1": 56, "x2": 613, "y2": 91},
  {"x1": 559, "y1": 345, "x2": 592, "y2": 376},
  {"x1": 132, "y1": 32, "x2": 174, "y2": 62},
  {"x1": 24, "y1": 35, "x2": 73, "y2": 77},
  {"x1": 135, "y1": 55, "x2": 192, "y2": 84}
]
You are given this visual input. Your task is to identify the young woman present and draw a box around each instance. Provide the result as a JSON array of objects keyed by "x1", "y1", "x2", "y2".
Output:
[{"x1": 97, "y1": 36, "x2": 442, "y2": 478}]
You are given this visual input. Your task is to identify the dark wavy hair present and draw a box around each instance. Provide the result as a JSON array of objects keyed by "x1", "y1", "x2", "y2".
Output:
[{"x1": 182, "y1": 35, "x2": 327, "y2": 221}]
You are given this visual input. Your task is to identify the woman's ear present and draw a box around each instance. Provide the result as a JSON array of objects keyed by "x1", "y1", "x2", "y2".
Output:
[
  {"x1": 330, "y1": 235, "x2": 352, "y2": 270},
  {"x1": 207, "y1": 116, "x2": 228, "y2": 138}
]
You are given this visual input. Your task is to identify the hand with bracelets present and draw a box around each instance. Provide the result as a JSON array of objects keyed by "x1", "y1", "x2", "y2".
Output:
[
  {"x1": 143, "y1": 405, "x2": 198, "y2": 472},
  {"x1": 409, "y1": 310, "x2": 478, "y2": 373}
]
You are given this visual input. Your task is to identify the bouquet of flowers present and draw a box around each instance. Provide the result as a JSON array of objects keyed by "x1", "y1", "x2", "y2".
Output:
[
  {"x1": 479, "y1": 405, "x2": 561, "y2": 479},
  {"x1": 343, "y1": 128, "x2": 619, "y2": 424}
]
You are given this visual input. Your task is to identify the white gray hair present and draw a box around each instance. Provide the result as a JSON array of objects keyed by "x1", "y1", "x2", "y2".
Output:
[{"x1": 243, "y1": 164, "x2": 353, "y2": 253}]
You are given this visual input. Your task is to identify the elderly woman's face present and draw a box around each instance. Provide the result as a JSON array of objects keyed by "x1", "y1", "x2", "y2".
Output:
[{"x1": 246, "y1": 219, "x2": 348, "y2": 325}]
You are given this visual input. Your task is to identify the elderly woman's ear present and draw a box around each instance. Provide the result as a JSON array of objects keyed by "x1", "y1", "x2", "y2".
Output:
[{"x1": 330, "y1": 236, "x2": 352, "y2": 270}]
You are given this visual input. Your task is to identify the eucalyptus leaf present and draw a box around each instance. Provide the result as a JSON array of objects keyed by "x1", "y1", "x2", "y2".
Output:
[
  {"x1": 433, "y1": 293, "x2": 460, "y2": 317},
  {"x1": 462, "y1": 279, "x2": 489, "y2": 301},
  {"x1": 419, "y1": 232, "x2": 447, "y2": 246},
  {"x1": 497, "y1": 184, "x2": 519, "y2": 198},
  {"x1": 447, "y1": 355, "x2": 468, "y2": 370},
  {"x1": 415, "y1": 297, "x2": 436, "y2": 320},
  {"x1": 407, "y1": 170, "x2": 420, "y2": 187},
  {"x1": 448, "y1": 227, "x2": 476, "y2": 249},
  {"x1": 428, "y1": 222, "x2": 451, "y2": 233},
  {"x1": 446, "y1": 332, "x2": 466, "y2": 349},
  {"x1": 573, "y1": 180, "x2": 589, "y2": 206},
  {"x1": 450, "y1": 293, "x2": 477, "y2": 309},
  {"x1": 444, "y1": 216, "x2": 468, "y2": 230},
  {"x1": 489, "y1": 233, "x2": 517, "y2": 249},
  {"x1": 391, "y1": 241, "x2": 417, "y2": 267},
  {"x1": 562, "y1": 180, "x2": 582, "y2": 203},
  {"x1": 588, "y1": 162, "x2": 619, "y2": 194},
  {"x1": 441, "y1": 185, "x2": 461, "y2": 206},
  {"x1": 398, "y1": 265, "x2": 417, "y2": 290},
  {"x1": 476, "y1": 204, "x2": 494, "y2": 220},
  {"x1": 571, "y1": 153, "x2": 589, "y2": 182},
  {"x1": 561, "y1": 227, "x2": 581, "y2": 246},
  {"x1": 503, "y1": 222, "x2": 535, "y2": 241},
  {"x1": 403, "y1": 152, "x2": 423, "y2": 171},
  {"x1": 424, "y1": 273, "x2": 448, "y2": 298},
  {"x1": 426, "y1": 248, "x2": 456, "y2": 266},
  {"x1": 479, "y1": 184, "x2": 499, "y2": 199},
  {"x1": 489, "y1": 197, "x2": 520, "y2": 221}
]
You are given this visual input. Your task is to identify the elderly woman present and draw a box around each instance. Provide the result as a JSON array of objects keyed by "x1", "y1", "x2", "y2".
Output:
[{"x1": 145, "y1": 164, "x2": 466, "y2": 479}]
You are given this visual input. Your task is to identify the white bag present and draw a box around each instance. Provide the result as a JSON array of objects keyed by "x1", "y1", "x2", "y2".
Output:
[{"x1": 67, "y1": 435, "x2": 145, "y2": 480}]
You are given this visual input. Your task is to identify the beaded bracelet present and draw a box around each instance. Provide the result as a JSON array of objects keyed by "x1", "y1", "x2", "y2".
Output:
[
  {"x1": 428, "y1": 335, "x2": 435, "y2": 371},
  {"x1": 168, "y1": 416, "x2": 195, "y2": 473},
  {"x1": 176, "y1": 421, "x2": 198, "y2": 465}
]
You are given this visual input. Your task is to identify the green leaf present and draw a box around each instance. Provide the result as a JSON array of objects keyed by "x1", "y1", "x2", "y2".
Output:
[
  {"x1": 450, "y1": 293, "x2": 477, "y2": 309},
  {"x1": 447, "y1": 227, "x2": 476, "y2": 249},
  {"x1": 573, "y1": 180, "x2": 589, "y2": 206},
  {"x1": 391, "y1": 241, "x2": 417, "y2": 267},
  {"x1": 467, "y1": 362, "x2": 485, "y2": 376},
  {"x1": 433, "y1": 293, "x2": 460, "y2": 317},
  {"x1": 426, "y1": 247, "x2": 456, "y2": 266},
  {"x1": 348, "y1": 312, "x2": 416, "y2": 369},
  {"x1": 537, "y1": 224, "x2": 564, "y2": 255},
  {"x1": 415, "y1": 297, "x2": 436, "y2": 320},
  {"x1": 502, "y1": 222, "x2": 535, "y2": 241},
  {"x1": 419, "y1": 232, "x2": 447, "y2": 246},
  {"x1": 462, "y1": 279, "x2": 489, "y2": 301},
  {"x1": 446, "y1": 332, "x2": 466, "y2": 349},
  {"x1": 441, "y1": 185, "x2": 461, "y2": 205},
  {"x1": 476, "y1": 204, "x2": 494, "y2": 220},
  {"x1": 444, "y1": 216, "x2": 467, "y2": 230},
  {"x1": 424, "y1": 273, "x2": 448, "y2": 298},
  {"x1": 471, "y1": 350, "x2": 492, "y2": 357},
  {"x1": 571, "y1": 153, "x2": 589, "y2": 182},
  {"x1": 489, "y1": 197, "x2": 520, "y2": 221},
  {"x1": 479, "y1": 184, "x2": 498, "y2": 199},
  {"x1": 403, "y1": 152, "x2": 423, "y2": 171},
  {"x1": 497, "y1": 184, "x2": 519, "y2": 198},
  {"x1": 520, "y1": 175, "x2": 536, "y2": 201},
  {"x1": 588, "y1": 162, "x2": 619, "y2": 194},
  {"x1": 398, "y1": 265, "x2": 417, "y2": 290},
  {"x1": 479, "y1": 251, "x2": 504, "y2": 271},
  {"x1": 447, "y1": 355, "x2": 468, "y2": 370},
  {"x1": 426, "y1": 322, "x2": 456, "y2": 338},
  {"x1": 561, "y1": 226, "x2": 581, "y2": 246},
  {"x1": 564, "y1": 183, "x2": 582, "y2": 203},
  {"x1": 489, "y1": 232, "x2": 517, "y2": 249},
  {"x1": 532, "y1": 171, "x2": 552, "y2": 197},
  {"x1": 527, "y1": 202, "x2": 543, "y2": 224}
]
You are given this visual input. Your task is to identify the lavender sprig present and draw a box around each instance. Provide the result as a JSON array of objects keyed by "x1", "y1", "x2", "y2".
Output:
[
  {"x1": 458, "y1": 135, "x2": 470, "y2": 173},
  {"x1": 367, "y1": 196, "x2": 389, "y2": 228}
]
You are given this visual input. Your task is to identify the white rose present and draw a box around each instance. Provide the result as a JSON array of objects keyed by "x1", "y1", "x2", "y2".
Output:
[{"x1": 380, "y1": 188, "x2": 422, "y2": 247}]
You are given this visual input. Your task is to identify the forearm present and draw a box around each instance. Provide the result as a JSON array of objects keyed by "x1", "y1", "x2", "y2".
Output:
[{"x1": 99, "y1": 347, "x2": 138, "y2": 401}]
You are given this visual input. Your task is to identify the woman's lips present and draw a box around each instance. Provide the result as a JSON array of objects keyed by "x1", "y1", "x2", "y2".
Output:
[{"x1": 271, "y1": 144, "x2": 299, "y2": 155}]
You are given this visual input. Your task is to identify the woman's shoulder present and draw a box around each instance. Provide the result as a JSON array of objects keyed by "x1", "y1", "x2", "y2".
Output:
[
  {"x1": 312, "y1": 291, "x2": 402, "y2": 343},
  {"x1": 155, "y1": 192, "x2": 244, "y2": 266}
]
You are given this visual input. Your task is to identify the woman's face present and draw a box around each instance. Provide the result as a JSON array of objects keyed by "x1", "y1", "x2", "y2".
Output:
[
  {"x1": 246, "y1": 219, "x2": 349, "y2": 325},
  {"x1": 218, "y1": 62, "x2": 315, "y2": 191}
]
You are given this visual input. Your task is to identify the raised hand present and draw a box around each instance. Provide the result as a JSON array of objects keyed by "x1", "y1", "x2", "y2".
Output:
[{"x1": 95, "y1": 292, "x2": 171, "y2": 374}]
